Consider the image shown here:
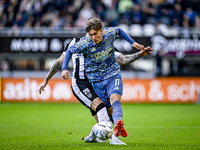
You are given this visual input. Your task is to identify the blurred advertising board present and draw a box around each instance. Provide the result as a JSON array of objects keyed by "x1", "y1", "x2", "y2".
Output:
[
  {"x1": 1, "y1": 78, "x2": 200, "y2": 103},
  {"x1": 0, "y1": 35, "x2": 200, "y2": 59}
]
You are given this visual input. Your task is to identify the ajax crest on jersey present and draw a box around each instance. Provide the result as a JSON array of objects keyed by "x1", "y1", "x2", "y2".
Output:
[{"x1": 93, "y1": 122, "x2": 113, "y2": 140}]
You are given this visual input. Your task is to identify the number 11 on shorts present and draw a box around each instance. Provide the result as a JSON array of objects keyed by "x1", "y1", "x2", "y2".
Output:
[{"x1": 114, "y1": 79, "x2": 119, "y2": 90}]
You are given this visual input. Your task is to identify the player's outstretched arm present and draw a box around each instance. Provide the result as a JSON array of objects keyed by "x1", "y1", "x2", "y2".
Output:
[
  {"x1": 116, "y1": 46, "x2": 154, "y2": 65},
  {"x1": 39, "y1": 54, "x2": 65, "y2": 94},
  {"x1": 115, "y1": 27, "x2": 144, "y2": 50}
]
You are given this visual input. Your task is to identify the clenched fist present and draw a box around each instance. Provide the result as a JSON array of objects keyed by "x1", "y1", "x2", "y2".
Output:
[{"x1": 62, "y1": 70, "x2": 69, "y2": 80}]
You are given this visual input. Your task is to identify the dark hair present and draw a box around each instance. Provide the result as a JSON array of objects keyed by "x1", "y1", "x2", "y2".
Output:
[{"x1": 85, "y1": 17, "x2": 102, "y2": 32}]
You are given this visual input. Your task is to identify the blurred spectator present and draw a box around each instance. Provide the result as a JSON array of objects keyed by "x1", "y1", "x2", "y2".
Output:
[
  {"x1": 189, "y1": 0, "x2": 200, "y2": 28},
  {"x1": 118, "y1": 0, "x2": 133, "y2": 25},
  {"x1": 78, "y1": 2, "x2": 96, "y2": 21},
  {"x1": 73, "y1": 1, "x2": 96, "y2": 28},
  {"x1": 65, "y1": 5, "x2": 78, "y2": 23},
  {"x1": 183, "y1": 7, "x2": 196, "y2": 27},
  {"x1": 157, "y1": 0, "x2": 174, "y2": 25},
  {"x1": 187, "y1": 0, "x2": 200, "y2": 15},
  {"x1": 118, "y1": 0, "x2": 134, "y2": 14},
  {"x1": 62, "y1": 14, "x2": 74, "y2": 28},
  {"x1": 94, "y1": 1, "x2": 107, "y2": 21},
  {"x1": 40, "y1": 8, "x2": 55, "y2": 27},
  {"x1": 74, "y1": 15, "x2": 87, "y2": 28},
  {"x1": 0, "y1": 14, "x2": 7, "y2": 28},
  {"x1": 0, "y1": 0, "x2": 5, "y2": 19},
  {"x1": 72, "y1": 0, "x2": 83, "y2": 11},
  {"x1": 131, "y1": 3, "x2": 144, "y2": 24},
  {"x1": 13, "y1": 12, "x2": 25, "y2": 27},
  {"x1": 105, "y1": 5, "x2": 119, "y2": 26},
  {"x1": 171, "y1": 2, "x2": 183, "y2": 27},
  {"x1": 32, "y1": 0, "x2": 43, "y2": 25},
  {"x1": 175, "y1": 0, "x2": 187, "y2": 11},
  {"x1": 141, "y1": 0, "x2": 158, "y2": 24},
  {"x1": 19, "y1": 0, "x2": 33, "y2": 15},
  {"x1": 43, "y1": 0, "x2": 56, "y2": 13},
  {"x1": 120, "y1": 6, "x2": 132, "y2": 25},
  {"x1": 5, "y1": 5, "x2": 15, "y2": 27},
  {"x1": 49, "y1": 13, "x2": 62, "y2": 30}
]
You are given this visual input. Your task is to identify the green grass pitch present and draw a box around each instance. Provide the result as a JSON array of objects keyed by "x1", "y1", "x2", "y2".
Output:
[{"x1": 0, "y1": 103, "x2": 200, "y2": 150}]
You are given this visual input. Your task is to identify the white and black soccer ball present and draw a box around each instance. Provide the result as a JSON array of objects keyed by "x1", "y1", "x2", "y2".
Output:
[{"x1": 93, "y1": 122, "x2": 113, "y2": 140}]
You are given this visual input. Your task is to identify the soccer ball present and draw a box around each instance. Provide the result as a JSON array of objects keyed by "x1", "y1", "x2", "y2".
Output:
[{"x1": 93, "y1": 122, "x2": 113, "y2": 140}]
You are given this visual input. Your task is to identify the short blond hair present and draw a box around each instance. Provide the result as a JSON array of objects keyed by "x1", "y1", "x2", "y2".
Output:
[{"x1": 85, "y1": 17, "x2": 103, "y2": 32}]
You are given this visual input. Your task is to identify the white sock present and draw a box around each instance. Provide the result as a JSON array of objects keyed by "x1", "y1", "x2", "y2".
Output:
[{"x1": 97, "y1": 107, "x2": 110, "y2": 123}]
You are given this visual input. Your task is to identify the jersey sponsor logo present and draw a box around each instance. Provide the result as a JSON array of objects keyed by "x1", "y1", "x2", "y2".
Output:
[
  {"x1": 94, "y1": 47, "x2": 112, "y2": 59},
  {"x1": 83, "y1": 88, "x2": 92, "y2": 99}
]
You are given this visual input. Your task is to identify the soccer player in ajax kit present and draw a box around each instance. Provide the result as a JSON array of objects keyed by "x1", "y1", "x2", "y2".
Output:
[
  {"x1": 62, "y1": 17, "x2": 148, "y2": 143},
  {"x1": 39, "y1": 37, "x2": 153, "y2": 145}
]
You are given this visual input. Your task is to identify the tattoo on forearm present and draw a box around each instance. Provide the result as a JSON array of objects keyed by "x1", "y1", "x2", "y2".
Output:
[
  {"x1": 45, "y1": 61, "x2": 61, "y2": 82},
  {"x1": 123, "y1": 51, "x2": 143, "y2": 65}
]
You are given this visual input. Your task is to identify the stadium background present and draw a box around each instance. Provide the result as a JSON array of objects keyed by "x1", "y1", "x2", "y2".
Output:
[{"x1": 0, "y1": 0, "x2": 200, "y2": 103}]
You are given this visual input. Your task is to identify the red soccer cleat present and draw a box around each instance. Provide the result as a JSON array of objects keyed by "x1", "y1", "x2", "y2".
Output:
[{"x1": 114, "y1": 120, "x2": 128, "y2": 137}]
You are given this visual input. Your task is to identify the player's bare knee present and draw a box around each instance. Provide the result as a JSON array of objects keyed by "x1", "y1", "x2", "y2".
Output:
[
  {"x1": 91, "y1": 97, "x2": 104, "y2": 110},
  {"x1": 110, "y1": 94, "x2": 121, "y2": 105}
]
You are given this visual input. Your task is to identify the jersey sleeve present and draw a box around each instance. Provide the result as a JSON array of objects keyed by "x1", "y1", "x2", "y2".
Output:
[
  {"x1": 62, "y1": 40, "x2": 76, "y2": 70},
  {"x1": 61, "y1": 50, "x2": 72, "y2": 70},
  {"x1": 114, "y1": 27, "x2": 135, "y2": 44},
  {"x1": 114, "y1": 51, "x2": 121, "y2": 58}
]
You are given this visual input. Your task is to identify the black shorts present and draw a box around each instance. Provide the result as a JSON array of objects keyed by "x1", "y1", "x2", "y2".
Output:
[{"x1": 71, "y1": 78, "x2": 98, "y2": 116}]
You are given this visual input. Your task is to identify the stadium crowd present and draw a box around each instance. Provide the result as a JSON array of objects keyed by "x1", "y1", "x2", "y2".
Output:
[{"x1": 0, "y1": 0, "x2": 200, "y2": 30}]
